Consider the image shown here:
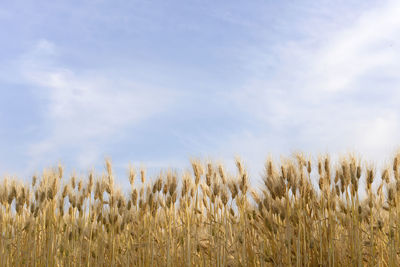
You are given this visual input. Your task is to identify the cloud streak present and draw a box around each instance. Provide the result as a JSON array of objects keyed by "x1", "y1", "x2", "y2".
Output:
[
  {"x1": 225, "y1": 0, "x2": 400, "y2": 170},
  {"x1": 20, "y1": 39, "x2": 178, "y2": 170},
  {"x1": 1, "y1": 1, "x2": 400, "y2": 180}
]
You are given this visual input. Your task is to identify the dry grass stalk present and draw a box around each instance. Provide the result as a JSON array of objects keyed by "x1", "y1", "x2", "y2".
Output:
[{"x1": 2, "y1": 153, "x2": 400, "y2": 266}]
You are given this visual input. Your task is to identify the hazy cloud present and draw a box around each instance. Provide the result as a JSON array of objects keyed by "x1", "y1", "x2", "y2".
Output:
[
  {"x1": 227, "y1": 0, "x2": 400, "y2": 169},
  {"x1": 20, "y1": 40, "x2": 178, "y2": 170}
]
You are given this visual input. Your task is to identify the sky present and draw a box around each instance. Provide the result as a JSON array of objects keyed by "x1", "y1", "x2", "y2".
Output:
[{"x1": 1, "y1": 0, "x2": 400, "y2": 184}]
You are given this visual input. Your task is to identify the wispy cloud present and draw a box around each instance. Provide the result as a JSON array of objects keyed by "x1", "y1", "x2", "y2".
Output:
[
  {"x1": 226, "y1": 0, "x2": 400, "y2": 169},
  {"x1": 2, "y1": 1, "x2": 400, "y2": 180},
  {"x1": 20, "y1": 39, "x2": 178, "y2": 170},
  {"x1": 310, "y1": 1, "x2": 400, "y2": 93}
]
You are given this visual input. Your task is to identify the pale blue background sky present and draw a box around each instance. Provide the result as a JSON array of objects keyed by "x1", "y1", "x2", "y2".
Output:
[{"x1": 1, "y1": 0, "x2": 400, "y2": 183}]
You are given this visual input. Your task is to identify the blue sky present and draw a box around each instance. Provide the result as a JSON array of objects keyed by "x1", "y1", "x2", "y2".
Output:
[{"x1": 1, "y1": 0, "x2": 400, "y2": 183}]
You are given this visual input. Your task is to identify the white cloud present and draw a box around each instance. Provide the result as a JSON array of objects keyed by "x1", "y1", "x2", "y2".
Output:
[
  {"x1": 20, "y1": 39, "x2": 177, "y2": 170},
  {"x1": 227, "y1": 0, "x2": 400, "y2": 170},
  {"x1": 311, "y1": 1, "x2": 400, "y2": 93},
  {"x1": 356, "y1": 114, "x2": 399, "y2": 152}
]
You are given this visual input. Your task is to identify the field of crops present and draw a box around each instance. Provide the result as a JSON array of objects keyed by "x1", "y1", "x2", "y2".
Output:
[{"x1": 1, "y1": 154, "x2": 400, "y2": 266}]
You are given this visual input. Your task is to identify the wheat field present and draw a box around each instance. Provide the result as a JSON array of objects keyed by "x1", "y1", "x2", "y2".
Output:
[{"x1": 1, "y1": 153, "x2": 400, "y2": 266}]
